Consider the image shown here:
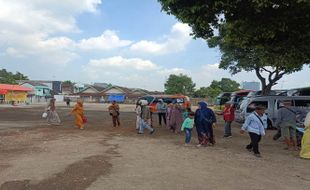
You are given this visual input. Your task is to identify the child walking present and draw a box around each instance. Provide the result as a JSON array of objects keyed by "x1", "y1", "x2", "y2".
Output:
[{"x1": 181, "y1": 112, "x2": 195, "y2": 146}]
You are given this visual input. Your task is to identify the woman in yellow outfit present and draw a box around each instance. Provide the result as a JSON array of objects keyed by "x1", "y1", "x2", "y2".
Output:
[
  {"x1": 71, "y1": 99, "x2": 85, "y2": 129},
  {"x1": 300, "y1": 112, "x2": 310, "y2": 159}
]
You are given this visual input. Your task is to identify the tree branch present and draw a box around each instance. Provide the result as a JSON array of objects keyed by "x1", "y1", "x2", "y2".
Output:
[
  {"x1": 261, "y1": 67, "x2": 272, "y2": 74},
  {"x1": 255, "y1": 67, "x2": 266, "y2": 88}
]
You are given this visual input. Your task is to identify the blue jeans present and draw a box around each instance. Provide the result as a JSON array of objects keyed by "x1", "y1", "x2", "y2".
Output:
[
  {"x1": 184, "y1": 128, "x2": 192, "y2": 144},
  {"x1": 224, "y1": 121, "x2": 232, "y2": 136},
  {"x1": 139, "y1": 120, "x2": 153, "y2": 133}
]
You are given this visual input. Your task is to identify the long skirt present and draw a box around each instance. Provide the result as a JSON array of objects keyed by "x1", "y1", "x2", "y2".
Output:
[
  {"x1": 300, "y1": 128, "x2": 310, "y2": 159},
  {"x1": 47, "y1": 110, "x2": 61, "y2": 125},
  {"x1": 74, "y1": 114, "x2": 84, "y2": 129},
  {"x1": 196, "y1": 124, "x2": 215, "y2": 145},
  {"x1": 136, "y1": 116, "x2": 141, "y2": 130},
  {"x1": 196, "y1": 125, "x2": 209, "y2": 145}
]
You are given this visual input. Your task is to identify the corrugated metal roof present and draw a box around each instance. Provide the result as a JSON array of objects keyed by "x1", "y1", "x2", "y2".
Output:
[{"x1": 0, "y1": 84, "x2": 33, "y2": 91}]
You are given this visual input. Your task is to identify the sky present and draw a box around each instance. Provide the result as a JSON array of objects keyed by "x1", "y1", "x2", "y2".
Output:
[{"x1": 0, "y1": 0, "x2": 309, "y2": 91}]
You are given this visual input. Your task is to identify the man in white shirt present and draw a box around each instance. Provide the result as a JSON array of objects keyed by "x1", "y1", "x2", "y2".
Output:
[{"x1": 241, "y1": 105, "x2": 268, "y2": 157}]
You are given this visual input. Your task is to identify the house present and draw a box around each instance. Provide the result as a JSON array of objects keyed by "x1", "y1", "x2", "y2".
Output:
[
  {"x1": 102, "y1": 86, "x2": 149, "y2": 103},
  {"x1": 0, "y1": 84, "x2": 32, "y2": 104},
  {"x1": 74, "y1": 83, "x2": 87, "y2": 93},
  {"x1": 21, "y1": 81, "x2": 52, "y2": 102},
  {"x1": 93, "y1": 83, "x2": 109, "y2": 88},
  {"x1": 102, "y1": 86, "x2": 127, "y2": 103},
  {"x1": 75, "y1": 85, "x2": 106, "y2": 102},
  {"x1": 61, "y1": 83, "x2": 74, "y2": 95},
  {"x1": 17, "y1": 80, "x2": 62, "y2": 95}
]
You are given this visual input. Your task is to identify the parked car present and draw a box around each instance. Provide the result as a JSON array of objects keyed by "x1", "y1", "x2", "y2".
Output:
[
  {"x1": 215, "y1": 92, "x2": 232, "y2": 106},
  {"x1": 230, "y1": 90, "x2": 254, "y2": 105},
  {"x1": 246, "y1": 90, "x2": 287, "y2": 98},
  {"x1": 137, "y1": 94, "x2": 191, "y2": 113}
]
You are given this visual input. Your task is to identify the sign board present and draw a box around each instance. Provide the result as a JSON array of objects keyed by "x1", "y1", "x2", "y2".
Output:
[{"x1": 108, "y1": 94, "x2": 125, "y2": 103}]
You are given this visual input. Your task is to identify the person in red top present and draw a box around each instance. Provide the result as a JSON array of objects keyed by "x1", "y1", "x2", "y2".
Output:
[{"x1": 223, "y1": 102, "x2": 235, "y2": 138}]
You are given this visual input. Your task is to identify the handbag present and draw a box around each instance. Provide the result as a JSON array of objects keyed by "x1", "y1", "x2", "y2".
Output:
[{"x1": 82, "y1": 116, "x2": 87, "y2": 124}]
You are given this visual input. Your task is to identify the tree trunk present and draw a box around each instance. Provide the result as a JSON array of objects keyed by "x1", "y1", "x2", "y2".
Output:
[
  {"x1": 261, "y1": 83, "x2": 273, "y2": 96},
  {"x1": 255, "y1": 67, "x2": 287, "y2": 96}
]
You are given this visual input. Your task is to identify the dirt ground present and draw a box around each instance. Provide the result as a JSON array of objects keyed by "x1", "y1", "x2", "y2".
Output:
[{"x1": 0, "y1": 103, "x2": 309, "y2": 190}]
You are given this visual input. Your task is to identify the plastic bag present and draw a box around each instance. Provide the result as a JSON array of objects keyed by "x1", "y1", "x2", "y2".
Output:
[{"x1": 42, "y1": 112, "x2": 48, "y2": 118}]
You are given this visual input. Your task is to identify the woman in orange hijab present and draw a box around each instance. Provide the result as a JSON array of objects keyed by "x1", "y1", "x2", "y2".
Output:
[{"x1": 71, "y1": 99, "x2": 85, "y2": 129}]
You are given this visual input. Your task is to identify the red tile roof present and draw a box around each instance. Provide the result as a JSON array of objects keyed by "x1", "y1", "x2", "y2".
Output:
[{"x1": 0, "y1": 84, "x2": 33, "y2": 92}]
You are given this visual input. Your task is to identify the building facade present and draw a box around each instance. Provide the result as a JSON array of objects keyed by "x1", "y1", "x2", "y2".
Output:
[
  {"x1": 241, "y1": 81, "x2": 260, "y2": 91},
  {"x1": 0, "y1": 84, "x2": 32, "y2": 103}
]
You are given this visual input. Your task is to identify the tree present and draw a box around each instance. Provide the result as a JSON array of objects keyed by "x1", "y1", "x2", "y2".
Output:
[
  {"x1": 210, "y1": 78, "x2": 240, "y2": 92},
  {"x1": 158, "y1": 0, "x2": 310, "y2": 95},
  {"x1": 194, "y1": 78, "x2": 239, "y2": 100},
  {"x1": 0, "y1": 69, "x2": 28, "y2": 84},
  {"x1": 194, "y1": 86, "x2": 221, "y2": 99},
  {"x1": 165, "y1": 74, "x2": 195, "y2": 95},
  {"x1": 62, "y1": 80, "x2": 74, "y2": 85}
]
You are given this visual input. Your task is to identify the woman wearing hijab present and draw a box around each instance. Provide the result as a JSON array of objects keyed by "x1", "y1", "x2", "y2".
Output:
[
  {"x1": 46, "y1": 98, "x2": 61, "y2": 125},
  {"x1": 71, "y1": 99, "x2": 85, "y2": 129},
  {"x1": 166, "y1": 103, "x2": 173, "y2": 130},
  {"x1": 135, "y1": 101, "x2": 142, "y2": 130},
  {"x1": 194, "y1": 102, "x2": 217, "y2": 146},
  {"x1": 300, "y1": 112, "x2": 310, "y2": 159},
  {"x1": 170, "y1": 103, "x2": 184, "y2": 133}
]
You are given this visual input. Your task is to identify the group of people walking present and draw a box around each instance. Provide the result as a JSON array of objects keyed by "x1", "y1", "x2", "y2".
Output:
[
  {"x1": 135, "y1": 99, "x2": 217, "y2": 147},
  {"x1": 45, "y1": 98, "x2": 86, "y2": 129},
  {"x1": 239, "y1": 100, "x2": 310, "y2": 158},
  {"x1": 44, "y1": 98, "x2": 309, "y2": 159}
]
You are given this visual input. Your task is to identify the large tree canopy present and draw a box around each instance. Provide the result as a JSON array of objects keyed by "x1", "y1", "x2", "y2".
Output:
[
  {"x1": 159, "y1": 0, "x2": 310, "y2": 94},
  {"x1": 164, "y1": 74, "x2": 195, "y2": 95}
]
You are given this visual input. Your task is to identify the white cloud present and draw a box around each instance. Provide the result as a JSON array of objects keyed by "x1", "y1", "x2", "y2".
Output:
[
  {"x1": 82, "y1": 56, "x2": 194, "y2": 90},
  {"x1": 87, "y1": 56, "x2": 158, "y2": 71},
  {"x1": 0, "y1": 0, "x2": 101, "y2": 34},
  {"x1": 130, "y1": 23, "x2": 192, "y2": 55},
  {"x1": 78, "y1": 30, "x2": 133, "y2": 50},
  {"x1": 0, "y1": 0, "x2": 102, "y2": 64},
  {"x1": 158, "y1": 68, "x2": 188, "y2": 76}
]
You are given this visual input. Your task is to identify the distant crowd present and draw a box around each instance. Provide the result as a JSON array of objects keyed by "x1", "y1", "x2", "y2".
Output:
[{"x1": 43, "y1": 98, "x2": 310, "y2": 159}]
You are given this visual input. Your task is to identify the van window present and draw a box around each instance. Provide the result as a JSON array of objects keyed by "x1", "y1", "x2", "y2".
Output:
[
  {"x1": 139, "y1": 96, "x2": 155, "y2": 104},
  {"x1": 294, "y1": 100, "x2": 310, "y2": 107},
  {"x1": 247, "y1": 101, "x2": 268, "y2": 113},
  {"x1": 276, "y1": 100, "x2": 294, "y2": 109}
]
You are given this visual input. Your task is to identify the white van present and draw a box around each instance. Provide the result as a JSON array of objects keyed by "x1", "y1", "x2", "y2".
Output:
[{"x1": 235, "y1": 96, "x2": 310, "y2": 128}]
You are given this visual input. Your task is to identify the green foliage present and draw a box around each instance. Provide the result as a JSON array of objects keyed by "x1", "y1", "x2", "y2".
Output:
[
  {"x1": 194, "y1": 78, "x2": 239, "y2": 100},
  {"x1": 0, "y1": 69, "x2": 28, "y2": 84},
  {"x1": 158, "y1": 0, "x2": 310, "y2": 94},
  {"x1": 62, "y1": 80, "x2": 73, "y2": 85},
  {"x1": 194, "y1": 86, "x2": 221, "y2": 99},
  {"x1": 164, "y1": 74, "x2": 196, "y2": 95},
  {"x1": 210, "y1": 78, "x2": 240, "y2": 92}
]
